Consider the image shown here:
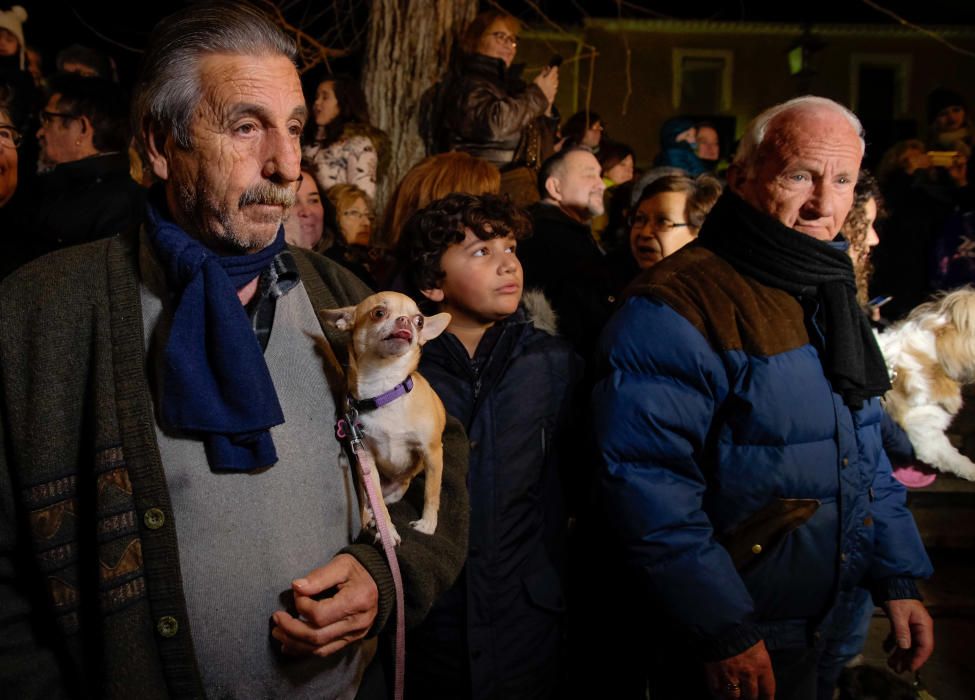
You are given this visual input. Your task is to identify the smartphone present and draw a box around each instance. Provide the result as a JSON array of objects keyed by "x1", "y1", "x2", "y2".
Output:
[
  {"x1": 868, "y1": 295, "x2": 893, "y2": 308},
  {"x1": 927, "y1": 151, "x2": 958, "y2": 168}
]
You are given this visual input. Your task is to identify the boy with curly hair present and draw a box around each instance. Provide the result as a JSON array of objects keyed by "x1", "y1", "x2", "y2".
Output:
[{"x1": 399, "y1": 193, "x2": 581, "y2": 699}]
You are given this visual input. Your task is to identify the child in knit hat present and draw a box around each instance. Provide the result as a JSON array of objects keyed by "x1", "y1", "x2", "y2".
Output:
[{"x1": 0, "y1": 5, "x2": 27, "y2": 70}]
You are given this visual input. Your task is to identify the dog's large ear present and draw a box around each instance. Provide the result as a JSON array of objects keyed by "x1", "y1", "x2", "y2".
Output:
[
  {"x1": 419, "y1": 312, "x2": 451, "y2": 345},
  {"x1": 320, "y1": 306, "x2": 357, "y2": 332}
]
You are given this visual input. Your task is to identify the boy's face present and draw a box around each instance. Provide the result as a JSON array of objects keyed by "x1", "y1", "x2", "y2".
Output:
[{"x1": 422, "y1": 228, "x2": 523, "y2": 327}]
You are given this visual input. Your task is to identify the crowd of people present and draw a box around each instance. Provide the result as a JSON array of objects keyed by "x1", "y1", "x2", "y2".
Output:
[{"x1": 1, "y1": 2, "x2": 966, "y2": 699}]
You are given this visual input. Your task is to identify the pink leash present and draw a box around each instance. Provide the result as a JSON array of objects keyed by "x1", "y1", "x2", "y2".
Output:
[{"x1": 337, "y1": 413, "x2": 406, "y2": 700}]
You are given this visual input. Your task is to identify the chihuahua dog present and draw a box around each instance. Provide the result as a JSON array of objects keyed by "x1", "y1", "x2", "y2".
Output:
[
  {"x1": 876, "y1": 287, "x2": 975, "y2": 481},
  {"x1": 322, "y1": 292, "x2": 451, "y2": 544}
]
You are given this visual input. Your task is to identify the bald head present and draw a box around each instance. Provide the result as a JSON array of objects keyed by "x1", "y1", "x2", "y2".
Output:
[{"x1": 730, "y1": 98, "x2": 864, "y2": 241}]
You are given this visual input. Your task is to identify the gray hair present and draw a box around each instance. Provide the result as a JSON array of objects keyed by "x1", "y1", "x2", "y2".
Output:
[
  {"x1": 131, "y1": 1, "x2": 296, "y2": 154},
  {"x1": 733, "y1": 96, "x2": 865, "y2": 174}
]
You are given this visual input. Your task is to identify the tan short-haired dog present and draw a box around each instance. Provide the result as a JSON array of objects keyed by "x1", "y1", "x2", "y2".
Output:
[{"x1": 323, "y1": 292, "x2": 451, "y2": 544}]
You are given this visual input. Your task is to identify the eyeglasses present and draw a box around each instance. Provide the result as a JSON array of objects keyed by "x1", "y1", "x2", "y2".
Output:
[
  {"x1": 489, "y1": 31, "x2": 518, "y2": 48},
  {"x1": 342, "y1": 209, "x2": 374, "y2": 221},
  {"x1": 0, "y1": 123, "x2": 21, "y2": 149},
  {"x1": 39, "y1": 110, "x2": 77, "y2": 127},
  {"x1": 630, "y1": 213, "x2": 689, "y2": 232}
]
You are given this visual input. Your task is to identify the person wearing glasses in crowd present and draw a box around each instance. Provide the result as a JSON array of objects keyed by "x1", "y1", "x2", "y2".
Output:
[
  {"x1": 628, "y1": 173, "x2": 723, "y2": 270},
  {"x1": 322, "y1": 182, "x2": 382, "y2": 288},
  {"x1": 27, "y1": 71, "x2": 144, "y2": 260},
  {"x1": 436, "y1": 10, "x2": 560, "y2": 205},
  {"x1": 0, "y1": 80, "x2": 31, "y2": 279}
]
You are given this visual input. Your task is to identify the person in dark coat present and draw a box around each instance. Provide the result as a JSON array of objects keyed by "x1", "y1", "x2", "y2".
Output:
[
  {"x1": 399, "y1": 192, "x2": 582, "y2": 700},
  {"x1": 654, "y1": 115, "x2": 706, "y2": 175},
  {"x1": 25, "y1": 71, "x2": 144, "y2": 259}
]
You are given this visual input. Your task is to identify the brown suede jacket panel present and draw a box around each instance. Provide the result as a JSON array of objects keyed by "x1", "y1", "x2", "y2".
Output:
[
  {"x1": 0, "y1": 232, "x2": 469, "y2": 699},
  {"x1": 626, "y1": 244, "x2": 810, "y2": 357}
]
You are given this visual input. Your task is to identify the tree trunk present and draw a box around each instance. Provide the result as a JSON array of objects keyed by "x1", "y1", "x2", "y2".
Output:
[{"x1": 363, "y1": 0, "x2": 477, "y2": 215}]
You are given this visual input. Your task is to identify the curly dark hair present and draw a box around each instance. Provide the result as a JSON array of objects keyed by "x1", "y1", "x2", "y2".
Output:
[
  {"x1": 844, "y1": 170, "x2": 885, "y2": 307},
  {"x1": 399, "y1": 192, "x2": 531, "y2": 297}
]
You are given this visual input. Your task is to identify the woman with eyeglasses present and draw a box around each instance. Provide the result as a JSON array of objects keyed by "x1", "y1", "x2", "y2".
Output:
[
  {"x1": 302, "y1": 74, "x2": 388, "y2": 201},
  {"x1": 320, "y1": 183, "x2": 381, "y2": 289},
  {"x1": 0, "y1": 80, "x2": 34, "y2": 280},
  {"x1": 435, "y1": 10, "x2": 559, "y2": 205},
  {"x1": 629, "y1": 174, "x2": 723, "y2": 270}
]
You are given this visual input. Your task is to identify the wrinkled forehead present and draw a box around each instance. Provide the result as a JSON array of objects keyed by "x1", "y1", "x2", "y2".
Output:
[
  {"x1": 195, "y1": 52, "x2": 303, "y2": 118},
  {"x1": 761, "y1": 107, "x2": 863, "y2": 164}
]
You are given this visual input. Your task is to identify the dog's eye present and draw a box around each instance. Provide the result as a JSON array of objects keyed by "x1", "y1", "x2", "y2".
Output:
[
  {"x1": 372, "y1": 308, "x2": 386, "y2": 320},
  {"x1": 415, "y1": 315, "x2": 424, "y2": 329}
]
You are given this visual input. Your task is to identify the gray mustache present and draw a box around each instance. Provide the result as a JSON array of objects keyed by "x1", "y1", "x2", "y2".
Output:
[{"x1": 239, "y1": 183, "x2": 296, "y2": 208}]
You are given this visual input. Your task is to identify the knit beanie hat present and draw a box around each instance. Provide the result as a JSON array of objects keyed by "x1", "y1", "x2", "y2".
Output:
[
  {"x1": 927, "y1": 87, "x2": 967, "y2": 125},
  {"x1": 0, "y1": 5, "x2": 27, "y2": 69}
]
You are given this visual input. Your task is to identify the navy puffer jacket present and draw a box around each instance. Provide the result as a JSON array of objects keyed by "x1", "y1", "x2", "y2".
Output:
[
  {"x1": 592, "y1": 245, "x2": 932, "y2": 660},
  {"x1": 408, "y1": 296, "x2": 583, "y2": 699}
]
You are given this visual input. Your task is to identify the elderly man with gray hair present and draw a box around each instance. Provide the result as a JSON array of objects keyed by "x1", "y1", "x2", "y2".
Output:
[
  {"x1": 592, "y1": 96, "x2": 933, "y2": 699},
  {"x1": 0, "y1": 3, "x2": 468, "y2": 698}
]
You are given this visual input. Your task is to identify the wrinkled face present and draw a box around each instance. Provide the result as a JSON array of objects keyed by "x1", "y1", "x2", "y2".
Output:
[
  {"x1": 935, "y1": 105, "x2": 966, "y2": 133},
  {"x1": 338, "y1": 195, "x2": 372, "y2": 246},
  {"x1": 477, "y1": 18, "x2": 518, "y2": 67},
  {"x1": 629, "y1": 191, "x2": 694, "y2": 269},
  {"x1": 581, "y1": 120, "x2": 604, "y2": 149},
  {"x1": 157, "y1": 53, "x2": 306, "y2": 253},
  {"x1": 37, "y1": 93, "x2": 86, "y2": 166},
  {"x1": 604, "y1": 154, "x2": 634, "y2": 185},
  {"x1": 733, "y1": 107, "x2": 861, "y2": 241},
  {"x1": 283, "y1": 172, "x2": 324, "y2": 249},
  {"x1": 697, "y1": 126, "x2": 720, "y2": 161},
  {"x1": 426, "y1": 228, "x2": 522, "y2": 327},
  {"x1": 0, "y1": 29, "x2": 17, "y2": 58},
  {"x1": 0, "y1": 109, "x2": 17, "y2": 206},
  {"x1": 312, "y1": 80, "x2": 340, "y2": 128},
  {"x1": 548, "y1": 150, "x2": 605, "y2": 219}
]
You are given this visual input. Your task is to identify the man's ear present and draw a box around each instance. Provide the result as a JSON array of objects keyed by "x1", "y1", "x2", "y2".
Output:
[
  {"x1": 420, "y1": 287, "x2": 445, "y2": 303},
  {"x1": 420, "y1": 312, "x2": 451, "y2": 345},
  {"x1": 144, "y1": 126, "x2": 170, "y2": 181},
  {"x1": 726, "y1": 163, "x2": 747, "y2": 197},
  {"x1": 543, "y1": 175, "x2": 561, "y2": 202},
  {"x1": 320, "y1": 306, "x2": 357, "y2": 332}
]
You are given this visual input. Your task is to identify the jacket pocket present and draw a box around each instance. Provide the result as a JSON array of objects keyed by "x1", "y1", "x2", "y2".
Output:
[
  {"x1": 719, "y1": 498, "x2": 820, "y2": 572},
  {"x1": 522, "y1": 565, "x2": 566, "y2": 614}
]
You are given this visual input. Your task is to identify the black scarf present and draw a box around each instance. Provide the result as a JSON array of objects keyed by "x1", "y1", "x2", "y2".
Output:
[{"x1": 696, "y1": 191, "x2": 890, "y2": 409}]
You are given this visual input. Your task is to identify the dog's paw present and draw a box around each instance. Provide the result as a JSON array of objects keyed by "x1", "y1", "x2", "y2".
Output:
[
  {"x1": 362, "y1": 506, "x2": 376, "y2": 530},
  {"x1": 374, "y1": 525, "x2": 402, "y2": 547},
  {"x1": 410, "y1": 517, "x2": 437, "y2": 535}
]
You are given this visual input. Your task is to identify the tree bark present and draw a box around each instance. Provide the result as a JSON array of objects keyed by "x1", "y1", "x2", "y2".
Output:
[{"x1": 363, "y1": 0, "x2": 477, "y2": 214}]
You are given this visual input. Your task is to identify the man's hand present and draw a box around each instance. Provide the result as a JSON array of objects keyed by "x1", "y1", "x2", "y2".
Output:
[
  {"x1": 883, "y1": 598, "x2": 934, "y2": 673},
  {"x1": 704, "y1": 640, "x2": 775, "y2": 700},
  {"x1": 533, "y1": 66, "x2": 559, "y2": 106},
  {"x1": 271, "y1": 553, "x2": 379, "y2": 657}
]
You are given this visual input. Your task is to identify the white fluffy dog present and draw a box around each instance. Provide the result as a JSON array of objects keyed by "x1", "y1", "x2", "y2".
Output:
[{"x1": 876, "y1": 287, "x2": 975, "y2": 481}]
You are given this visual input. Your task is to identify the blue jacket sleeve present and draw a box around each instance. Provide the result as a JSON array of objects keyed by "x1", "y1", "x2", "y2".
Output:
[{"x1": 592, "y1": 297, "x2": 761, "y2": 660}]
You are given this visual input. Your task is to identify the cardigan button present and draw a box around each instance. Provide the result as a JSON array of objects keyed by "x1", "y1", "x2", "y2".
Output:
[
  {"x1": 842, "y1": 457, "x2": 850, "y2": 467},
  {"x1": 157, "y1": 615, "x2": 179, "y2": 638},
  {"x1": 144, "y1": 507, "x2": 166, "y2": 530},
  {"x1": 751, "y1": 544, "x2": 762, "y2": 554}
]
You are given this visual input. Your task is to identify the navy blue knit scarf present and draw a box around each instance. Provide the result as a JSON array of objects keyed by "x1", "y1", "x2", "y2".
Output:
[{"x1": 146, "y1": 199, "x2": 287, "y2": 471}]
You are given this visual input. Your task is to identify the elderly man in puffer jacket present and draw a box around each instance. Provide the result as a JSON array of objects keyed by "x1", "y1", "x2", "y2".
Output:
[{"x1": 593, "y1": 96, "x2": 933, "y2": 700}]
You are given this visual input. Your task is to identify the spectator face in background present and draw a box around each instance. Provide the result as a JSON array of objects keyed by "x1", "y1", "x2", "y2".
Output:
[
  {"x1": 147, "y1": 53, "x2": 304, "y2": 253},
  {"x1": 284, "y1": 171, "x2": 325, "y2": 249},
  {"x1": 0, "y1": 108, "x2": 18, "y2": 206},
  {"x1": 37, "y1": 92, "x2": 92, "y2": 166},
  {"x1": 544, "y1": 149, "x2": 605, "y2": 222},
  {"x1": 603, "y1": 154, "x2": 634, "y2": 185},
  {"x1": 731, "y1": 105, "x2": 861, "y2": 241},
  {"x1": 629, "y1": 190, "x2": 694, "y2": 269},
  {"x1": 581, "y1": 119, "x2": 603, "y2": 149},
  {"x1": 476, "y1": 17, "x2": 519, "y2": 67},
  {"x1": 935, "y1": 104, "x2": 967, "y2": 134},
  {"x1": 312, "y1": 80, "x2": 340, "y2": 128},
  {"x1": 338, "y1": 194, "x2": 372, "y2": 246},
  {"x1": 696, "y1": 125, "x2": 720, "y2": 162},
  {"x1": 0, "y1": 29, "x2": 17, "y2": 59}
]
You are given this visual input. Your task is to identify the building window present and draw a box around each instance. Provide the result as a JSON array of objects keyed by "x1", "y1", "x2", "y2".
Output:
[
  {"x1": 673, "y1": 49, "x2": 733, "y2": 113},
  {"x1": 850, "y1": 53, "x2": 911, "y2": 118}
]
